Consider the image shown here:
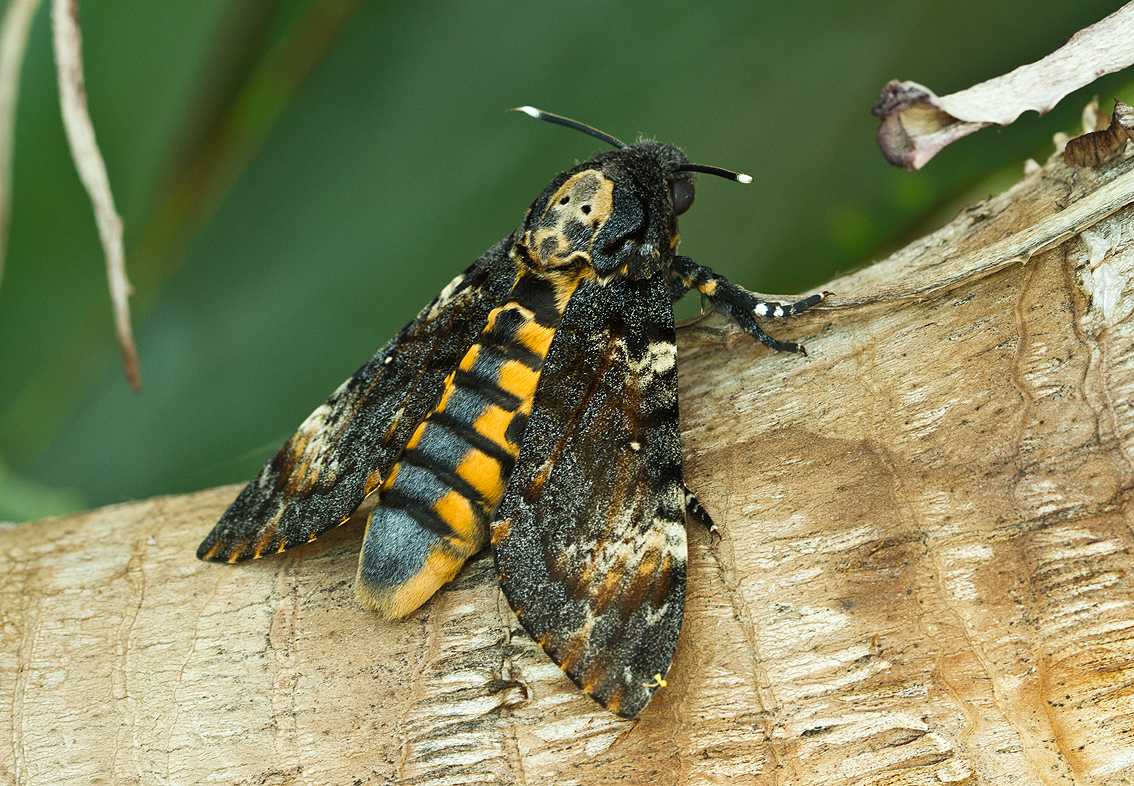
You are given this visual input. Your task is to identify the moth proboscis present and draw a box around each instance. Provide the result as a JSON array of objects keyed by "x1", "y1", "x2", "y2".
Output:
[{"x1": 198, "y1": 107, "x2": 827, "y2": 719}]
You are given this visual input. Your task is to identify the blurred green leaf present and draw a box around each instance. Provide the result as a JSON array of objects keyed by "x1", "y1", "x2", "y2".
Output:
[
  {"x1": 0, "y1": 456, "x2": 82, "y2": 521},
  {"x1": 0, "y1": 0, "x2": 1127, "y2": 519}
]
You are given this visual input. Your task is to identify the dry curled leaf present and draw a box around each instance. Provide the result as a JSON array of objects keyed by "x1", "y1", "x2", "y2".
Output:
[
  {"x1": 874, "y1": 2, "x2": 1134, "y2": 170},
  {"x1": 1065, "y1": 98, "x2": 1134, "y2": 167}
]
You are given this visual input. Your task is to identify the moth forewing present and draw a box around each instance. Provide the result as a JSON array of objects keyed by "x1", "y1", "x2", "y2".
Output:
[
  {"x1": 196, "y1": 249, "x2": 517, "y2": 565},
  {"x1": 492, "y1": 274, "x2": 691, "y2": 719}
]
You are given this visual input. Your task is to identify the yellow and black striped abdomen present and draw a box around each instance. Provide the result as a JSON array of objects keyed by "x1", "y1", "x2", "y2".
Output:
[
  {"x1": 355, "y1": 167, "x2": 614, "y2": 618},
  {"x1": 355, "y1": 272, "x2": 567, "y2": 618}
]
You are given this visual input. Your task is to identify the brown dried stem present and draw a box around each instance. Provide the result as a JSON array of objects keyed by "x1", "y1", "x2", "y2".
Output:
[{"x1": 51, "y1": 0, "x2": 139, "y2": 390}]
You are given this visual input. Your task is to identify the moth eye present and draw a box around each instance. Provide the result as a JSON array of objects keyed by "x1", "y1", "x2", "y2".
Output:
[{"x1": 671, "y1": 179, "x2": 695, "y2": 215}]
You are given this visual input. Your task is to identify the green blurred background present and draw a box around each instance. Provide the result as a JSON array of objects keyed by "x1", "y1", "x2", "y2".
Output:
[{"x1": 0, "y1": 0, "x2": 1128, "y2": 521}]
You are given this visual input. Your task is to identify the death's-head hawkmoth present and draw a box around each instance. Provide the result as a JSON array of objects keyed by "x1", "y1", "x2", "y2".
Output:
[{"x1": 198, "y1": 108, "x2": 824, "y2": 719}]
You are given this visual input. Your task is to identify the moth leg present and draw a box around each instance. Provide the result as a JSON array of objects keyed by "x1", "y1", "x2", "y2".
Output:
[
  {"x1": 684, "y1": 486, "x2": 717, "y2": 534},
  {"x1": 670, "y1": 255, "x2": 829, "y2": 354}
]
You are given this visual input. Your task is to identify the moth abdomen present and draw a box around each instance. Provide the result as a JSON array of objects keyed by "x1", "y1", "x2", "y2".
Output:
[{"x1": 355, "y1": 270, "x2": 577, "y2": 618}]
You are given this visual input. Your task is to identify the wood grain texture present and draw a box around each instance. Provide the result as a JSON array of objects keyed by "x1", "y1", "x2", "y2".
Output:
[{"x1": 4, "y1": 149, "x2": 1134, "y2": 785}]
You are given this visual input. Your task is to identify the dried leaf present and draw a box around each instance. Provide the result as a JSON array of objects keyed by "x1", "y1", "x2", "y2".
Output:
[
  {"x1": 1065, "y1": 98, "x2": 1134, "y2": 167},
  {"x1": 0, "y1": 0, "x2": 46, "y2": 292},
  {"x1": 873, "y1": 2, "x2": 1134, "y2": 170},
  {"x1": 51, "y1": 0, "x2": 140, "y2": 390}
]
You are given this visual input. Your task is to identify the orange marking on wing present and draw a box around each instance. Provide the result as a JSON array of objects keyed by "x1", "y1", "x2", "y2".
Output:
[
  {"x1": 589, "y1": 563, "x2": 627, "y2": 608},
  {"x1": 382, "y1": 419, "x2": 399, "y2": 443},
  {"x1": 251, "y1": 520, "x2": 281, "y2": 559},
  {"x1": 636, "y1": 550, "x2": 660, "y2": 580},
  {"x1": 604, "y1": 689, "x2": 625, "y2": 716},
  {"x1": 363, "y1": 467, "x2": 385, "y2": 497},
  {"x1": 491, "y1": 516, "x2": 512, "y2": 545},
  {"x1": 534, "y1": 464, "x2": 551, "y2": 488},
  {"x1": 578, "y1": 659, "x2": 615, "y2": 700},
  {"x1": 557, "y1": 634, "x2": 588, "y2": 676},
  {"x1": 281, "y1": 449, "x2": 309, "y2": 497}
]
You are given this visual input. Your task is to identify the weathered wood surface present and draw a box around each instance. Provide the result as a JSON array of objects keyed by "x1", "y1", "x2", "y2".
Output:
[{"x1": 4, "y1": 148, "x2": 1134, "y2": 785}]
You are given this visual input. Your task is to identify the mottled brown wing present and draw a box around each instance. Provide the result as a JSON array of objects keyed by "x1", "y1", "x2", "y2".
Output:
[
  {"x1": 198, "y1": 241, "x2": 518, "y2": 563},
  {"x1": 492, "y1": 273, "x2": 688, "y2": 719}
]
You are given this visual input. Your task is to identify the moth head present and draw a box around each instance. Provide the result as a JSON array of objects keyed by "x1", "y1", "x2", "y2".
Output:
[
  {"x1": 515, "y1": 107, "x2": 751, "y2": 278},
  {"x1": 590, "y1": 141, "x2": 749, "y2": 277},
  {"x1": 514, "y1": 106, "x2": 751, "y2": 204}
]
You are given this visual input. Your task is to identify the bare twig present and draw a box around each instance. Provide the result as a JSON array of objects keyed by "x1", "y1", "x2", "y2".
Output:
[
  {"x1": 51, "y1": 0, "x2": 140, "y2": 390},
  {"x1": 0, "y1": 0, "x2": 45, "y2": 291}
]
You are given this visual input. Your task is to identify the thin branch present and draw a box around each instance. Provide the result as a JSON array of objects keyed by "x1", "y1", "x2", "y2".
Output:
[
  {"x1": 0, "y1": 0, "x2": 45, "y2": 292},
  {"x1": 51, "y1": 0, "x2": 140, "y2": 390}
]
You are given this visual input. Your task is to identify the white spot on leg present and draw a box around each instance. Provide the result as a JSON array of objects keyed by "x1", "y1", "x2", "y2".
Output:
[{"x1": 755, "y1": 301, "x2": 789, "y2": 318}]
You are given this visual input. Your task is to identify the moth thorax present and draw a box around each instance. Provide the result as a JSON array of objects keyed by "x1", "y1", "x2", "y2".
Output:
[{"x1": 528, "y1": 170, "x2": 615, "y2": 269}]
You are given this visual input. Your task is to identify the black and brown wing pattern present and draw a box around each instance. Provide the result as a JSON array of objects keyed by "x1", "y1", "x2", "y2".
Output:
[
  {"x1": 197, "y1": 241, "x2": 518, "y2": 563},
  {"x1": 492, "y1": 272, "x2": 688, "y2": 719},
  {"x1": 198, "y1": 109, "x2": 830, "y2": 721}
]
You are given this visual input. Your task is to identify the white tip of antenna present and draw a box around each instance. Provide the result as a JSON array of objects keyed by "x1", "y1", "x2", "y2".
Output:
[
  {"x1": 515, "y1": 106, "x2": 541, "y2": 118},
  {"x1": 736, "y1": 173, "x2": 753, "y2": 184}
]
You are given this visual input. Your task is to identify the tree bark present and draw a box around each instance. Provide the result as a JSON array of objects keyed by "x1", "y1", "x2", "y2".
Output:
[{"x1": 5, "y1": 149, "x2": 1134, "y2": 785}]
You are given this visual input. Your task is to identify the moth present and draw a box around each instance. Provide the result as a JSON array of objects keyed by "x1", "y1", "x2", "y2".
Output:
[{"x1": 198, "y1": 108, "x2": 825, "y2": 719}]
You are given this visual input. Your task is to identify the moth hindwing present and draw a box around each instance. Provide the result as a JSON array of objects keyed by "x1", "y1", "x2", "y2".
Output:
[{"x1": 198, "y1": 109, "x2": 826, "y2": 720}]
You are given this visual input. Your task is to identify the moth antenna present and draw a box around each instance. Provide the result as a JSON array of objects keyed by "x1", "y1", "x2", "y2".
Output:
[
  {"x1": 675, "y1": 163, "x2": 753, "y2": 184},
  {"x1": 513, "y1": 106, "x2": 628, "y2": 150}
]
